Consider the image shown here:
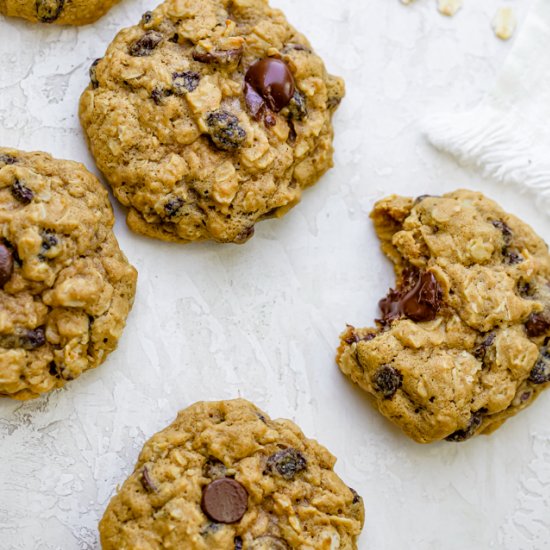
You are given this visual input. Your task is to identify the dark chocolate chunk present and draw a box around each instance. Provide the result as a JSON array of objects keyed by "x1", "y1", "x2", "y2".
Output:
[
  {"x1": 129, "y1": 31, "x2": 163, "y2": 57},
  {"x1": 172, "y1": 71, "x2": 200, "y2": 95},
  {"x1": 244, "y1": 83, "x2": 267, "y2": 121},
  {"x1": 11, "y1": 180, "x2": 33, "y2": 204},
  {"x1": 525, "y1": 312, "x2": 550, "y2": 338},
  {"x1": 528, "y1": 343, "x2": 550, "y2": 384},
  {"x1": 0, "y1": 244, "x2": 14, "y2": 288},
  {"x1": 36, "y1": 0, "x2": 65, "y2": 23},
  {"x1": 445, "y1": 411, "x2": 484, "y2": 442},
  {"x1": 287, "y1": 90, "x2": 307, "y2": 121},
  {"x1": 266, "y1": 448, "x2": 306, "y2": 480},
  {"x1": 372, "y1": 365, "x2": 403, "y2": 399},
  {"x1": 201, "y1": 478, "x2": 248, "y2": 524},
  {"x1": 245, "y1": 58, "x2": 295, "y2": 112},
  {"x1": 140, "y1": 466, "x2": 158, "y2": 492},
  {"x1": 89, "y1": 58, "x2": 101, "y2": 89},
  {"x1": 193, "y1": 46, "x2": 243, "y2": 65},
  {"x1": 206, "y1": 110, "x2": 246, "y2": 151},
  {"x1": 378, "y1": 268, "x2": 442, "y2": 325}
]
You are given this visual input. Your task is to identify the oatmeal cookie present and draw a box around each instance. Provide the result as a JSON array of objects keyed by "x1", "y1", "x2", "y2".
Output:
[
  {"x1": 99, "y1": 399, "x2": 364, "y2": 549},
  {"x1": 337, "y1": 190, "x2": 550, "y2": 443},
  {"x1": 0, "y1": 0, "x2": 119, "y2": 25},
  {"x1": 79, "y1": 0, "x2": 345, "y2": 244},
  {"x1": 0, "y1": 148, "x2": 137, "y2": 400}
]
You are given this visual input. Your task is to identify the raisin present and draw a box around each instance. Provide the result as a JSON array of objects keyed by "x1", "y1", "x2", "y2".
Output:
[
  {"x1": 492, "y1": 219, "x2": 513, "y2": 245},
  {"x1": 36, "y1": 0, "x2": 65, "y2": 23},
  {"x1": 48, "y1": 362, "x2": 60, "y2": 378},
  {"x1": 266, "y1": 448, "x2": 306, "y2": 480},
  {"x1": 287, "y1": 90, "x2": 307, "y2": 121},
  {"x1": 445, "y1": 411, "x2": 484, "y2": 442},
  {"x1": 0, "y1": 154, "x2": 17, "y2": 165},
  {"x1": 0, "y1": 244, "x2": 14, "y2": 288},
  {"x1": 473, "y1": 332, "x2": 496, "y2": 361},
  {"x1": 172, "y1": 71, "x2": 200, "y2": 95},
  {"x1": 151, "y1": 88, "x2": 171, "y2": 105},
  {"x1": 528, "y1": 343, "x2": 550, "y2": 384},
  {"x1": 141, "y1": 10, "x2": 153, "y2": 24},
  {"x1": 203, "y1": 458, "x2": 227, "y2": 480},
  {"x1": 349, "y1": 487, "x2": 362, "y2": 504},
  {"x1": 234, "y1": 226, "x2": 255, "y2": 244},
  {"x1": 372, "y1": 365, "x2": 403, "y2": 399},
  {"x1": 129, "y1": 31, "x2": 163, "y2": 57},
  {"x1": 140, "y1": 466, "x2": 158, "y2": 492},
  {"x1": 0, "y1": 327, "x2": 46, "y2": 350},
  {"x1": 90, "y1": 58, "x2": 101, "y2": 89},
  {"x1": 206, "y1": 110, "x2": 246, "y2": 151},
  {"x1": 344, "y1": 329, "x2": 376, "y2": 345},
  {"x1": 164, "y1": 197, "x2": 184, "y2": 218},
  {"x1": 234, "y1": 536, "x2": 243, "y2": 550},
  {"x1": 192, "y1": 46, "x2": 243, "y2": 65},
  {"x1": 504, "y1": 249, "x2": 523, "y2": 264},
  {"x1": 525, "y1": 312, "x2": 550, "y2": 338},
  {"x1": 11, "y1": 180, "x2": 33, "y2": 204}
]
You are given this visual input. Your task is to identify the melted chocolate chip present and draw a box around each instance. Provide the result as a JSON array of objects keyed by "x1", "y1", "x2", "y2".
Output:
[
  {"x1": 378, "y1": 269, "x2": 442, "y2": 325},
  {"x1": 172, "y1": 71, "x2": 200, "y2": 95},
  {"x1": 140, "y1": 466, "x2": 158, "y2": 492},
  {"x1": 201, "y1": 478, "x2": 248, "y2": 524},
  {"x1": 36, "y1": 0, "x2": 65, "y2": 23},
  {"x1": 193, "y1": 46, "x2": 243, "y2": 65},
  {"x1": 529, "y1": 343, "x2": 550, "y2": 384},
  {"x1": 372, "y1": 365, "x2": 402, "y2": 399},
  {"x1": 245, "y1": 58, "x2": 295, "y2": 113},
  {"x1": 11, "y1": 180, "x2": 33, "y2": 204},
  {"x1": 129, "y1": 31, "x2": 163, "y2": 57},
  {"x1": 266, "y1": 448, "x2": 306, "y2": 480},
  {"x1": 206, "y1": 110, "x2": 246, "y2": 151},
  {"x1": 90, "y1": 58, "x2": 101, "y2": 89},
  {"x1": 445, "y1": 411, "x2": 484, "y2": 442},
  {"x1": 525, "y1": 312, "x2": 550, "y2": 338},
  {"x1": 0, "y1": 244, "x2": 14, "y2": 288}
]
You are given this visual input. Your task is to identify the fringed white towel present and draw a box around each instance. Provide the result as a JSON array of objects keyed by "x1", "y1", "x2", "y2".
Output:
[{"x1": 423, "y1": 0, "x2": 550, "y2": 211}]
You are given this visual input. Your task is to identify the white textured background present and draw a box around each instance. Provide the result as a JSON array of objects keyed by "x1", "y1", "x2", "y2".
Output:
[{"x1": 1, "y1": 0, "x2": 549, "y2": 548}]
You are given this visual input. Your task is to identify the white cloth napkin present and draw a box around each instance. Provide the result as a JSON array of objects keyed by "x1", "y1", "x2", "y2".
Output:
[{"x1": 423, "y1": 0, "x2": 550, "y2": 211}]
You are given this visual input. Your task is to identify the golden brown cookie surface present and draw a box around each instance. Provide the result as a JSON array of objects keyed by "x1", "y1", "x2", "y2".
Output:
[
  {"x1": 338, "y1": 190, "x2": 550, "y2": 443},
  {"x1": 99, "y1": 399, "x2": 364, "y2": 549},
  {"x1": 0, "y1": 0, "x2": 120, "y2": 25},
  {"x1": 79, "y1": 0, "x2": 344, "y2": 244},
  {"x1": 0, "y1": 148, "x2": 137, "y2": 399}
]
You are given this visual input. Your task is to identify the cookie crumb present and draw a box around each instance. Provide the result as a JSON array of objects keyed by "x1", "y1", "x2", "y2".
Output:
[
  {"x1": 493, "y1": 7, "x2": 516, "y2": 40},
  {"x1": 437, "y1": 0, "x2": 463, "y2": 17}
]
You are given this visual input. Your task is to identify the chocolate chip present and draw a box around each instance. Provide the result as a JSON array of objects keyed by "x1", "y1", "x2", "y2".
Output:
[
  {"x1": 378, "y1": 268, "x2": 442, "y2": 325},
  {"x1": 193, "y1": 46, "x2": 243, "y2": 65},
  {"x1": 11, "y1": 180, "x2": 33, "y2": 204},
  {"x1": 172, "y1": 71, "x2": 200, "y2": 95},
  {"x1": 36, "y1": 0, "x2": 65, "y2": 23},
  {"x1": 473, "y1": 332, "x2": 496, "y2": 361},
  {"x1": 245, "y1": 58, "x2": 295, "y2": 113},
  {"x1": 89, "y1": 58, "x2": 101, "y2": 89},
  {"x1": 0, "y1": 327, "x2": 46, "y2": 350},
  {"x1": 140, "y1": 466, "x2": 158, "y2": 492},
  {"x1": 129, "y1": 31, "x2": 163, "y2": 57},
  {"x1": 234, "y1": 536, "x2": 243, "y2": 550},
  {"x1": 445, "y1": 411, "x2": 484, "y2": 442},
  {"x1": 287, "y1": 90, "x2": 307, "y2": 121},
  {"x1": 372, "y1": 365, "x2": 402, "y2": 399},
  {"x1": 201, "y1": 478, "x2": 248, "y2": 524},
  {"x1": 0, "y1": 244, "x2": 14, "y2": 288},
  {"x1": 206, "y1": 110, "x2": 246, "y2": 151},
  {"x1": 344, "y1": 329, "x2": 376, "y2": 345},
  {"x1": 203, "y1": 458, "x2": 227, "y2": 480},
  {"x1": 492, "y1": 219, "x2": 513, "y2": 244},
  {"x1": 250, "y1": 536, "x2": 289, "y2": 549},
  {"x1": 266, "y1": 448, "x2": 306, "y2": 480},
  {"x1": 525, "y1": 312, "x2": 550, "y2": 338},
  {"x1": 528, "y1": 343, "x2": 550, "y2": 384},
  {"x1": 0, "y1": 154, "x2": 17, "y2": 165}
]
